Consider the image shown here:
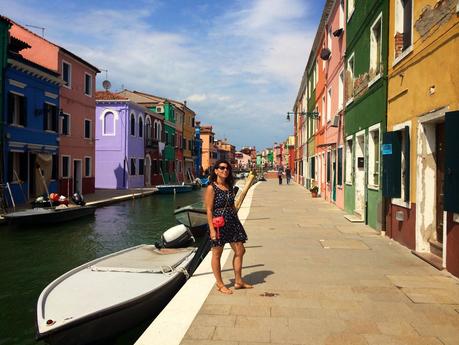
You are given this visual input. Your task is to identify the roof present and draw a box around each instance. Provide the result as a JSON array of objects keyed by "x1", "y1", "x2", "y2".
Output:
[
  {"x1": 8, "y1": 17, "x2": 100, "y2": 73},
  {"x1": 95, "y1": 91, "x2": 128, "y2": 101},
  {"x1": 10, "y1": 36, "x2": 31, "y2": 52},
  {"x1": 116, "y1": 89, "x2": 165, "y2": 106},
  {"x1": 0, "y1": 15, "x2": 12, "y2": 25},
  {"x1": 131, "y1": 90, "x2": 196, "y2": 114}
]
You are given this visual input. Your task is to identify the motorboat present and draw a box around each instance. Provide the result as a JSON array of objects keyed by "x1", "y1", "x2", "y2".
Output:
[
  {"x1": 4, "y1": 205, "x2": 96, "y2": 227},
  {"x1": 36, "y1": 244, "x2": 200, "y2": 345},
  {"x1": 155, "y1": 184, "x2": 193, "y2": 194},
  {"x1": 174, "y1": 201, "x2": 208, "y2": 237}
]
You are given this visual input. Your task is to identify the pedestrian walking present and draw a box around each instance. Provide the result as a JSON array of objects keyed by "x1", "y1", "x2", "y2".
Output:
[
  {"x1": 205, "y1": 159, "x2": 253, "y2": 294},
  {"x1": 277, "y1": 166, "x2": 283, "y2": 185},
  {"x1": 285, "y1": 167, "x2": 291, "y2": 184}
]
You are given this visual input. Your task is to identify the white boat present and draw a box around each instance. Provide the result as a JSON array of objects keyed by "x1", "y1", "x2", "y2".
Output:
[{"x1": 36, "y1": 245, "x2": 197, "y2": 345}]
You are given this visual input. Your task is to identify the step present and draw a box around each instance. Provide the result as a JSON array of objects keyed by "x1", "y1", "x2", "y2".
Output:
[
  {"x1": 428, "y1": 239, "x2": 443, "y2": 258},
  {"x1": 344, "y1": 214, "x2": 364, "y2": 223},
  {"x1": 411, "y1": 251, "x2": 444, "y2": 271}
]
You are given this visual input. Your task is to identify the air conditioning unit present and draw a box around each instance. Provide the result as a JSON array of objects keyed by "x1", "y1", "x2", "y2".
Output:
[
  {"x1": 331, "y1": 115, "x2": 340, "y2": 127},
  {"x1": 156, "y1": 106, "x2": 164, "y2": 113}
]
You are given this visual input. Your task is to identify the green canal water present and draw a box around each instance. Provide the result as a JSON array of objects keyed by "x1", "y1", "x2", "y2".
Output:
[{"x1": 0, "y1": 190, "x2": 205, "y2": 345}]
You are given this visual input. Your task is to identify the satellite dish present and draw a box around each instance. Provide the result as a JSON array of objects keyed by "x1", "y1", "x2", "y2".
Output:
[{"x1": 102, "y1": 80, "x2": 111, "y2": 91}]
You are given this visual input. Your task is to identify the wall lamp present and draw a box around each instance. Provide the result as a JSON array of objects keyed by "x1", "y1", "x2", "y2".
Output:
[{"x1": 286, "y1": 111, "x2": 319, "y2": 121}]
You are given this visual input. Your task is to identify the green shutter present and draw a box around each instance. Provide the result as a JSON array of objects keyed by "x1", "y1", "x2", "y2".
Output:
[
  {"x1": 404, "y1": 126, "x2": 410, "y2": 202},
  {"x1": 444, "y1": 111, "x2": 459, "y2": 212},
  {"x1": 326, "y1": 151, "x2": 331, "y2": 182},
  {"x1": 382, "y1": 131, "x2": 402, "y2": 198},
  {"x1": 337, "y1": 148, "x2": 343, "y2": 185}
]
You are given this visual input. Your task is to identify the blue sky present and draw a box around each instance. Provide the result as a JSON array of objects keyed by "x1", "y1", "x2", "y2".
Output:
[{"x1": 1, "y1": 0, "x2": 325, "y2": 150}]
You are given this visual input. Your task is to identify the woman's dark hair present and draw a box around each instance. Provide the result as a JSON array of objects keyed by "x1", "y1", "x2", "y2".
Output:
[{"x1": 209, "y1": 159, "x2": 234, "y2": 188}]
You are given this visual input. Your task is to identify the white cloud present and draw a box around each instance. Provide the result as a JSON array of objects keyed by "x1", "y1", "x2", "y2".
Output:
[{"x1": 187, "y1": 94, "x2": 207, "y2": 102}]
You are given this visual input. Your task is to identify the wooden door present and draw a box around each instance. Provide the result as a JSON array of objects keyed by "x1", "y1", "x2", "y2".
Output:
[{"x1": 435, "y1": 123, "x2": 445, "y2": 243}]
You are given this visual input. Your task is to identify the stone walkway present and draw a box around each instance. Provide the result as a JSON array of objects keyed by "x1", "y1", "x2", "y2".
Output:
[{"x1": 181, "y1": 180, "x2": 459, "y2": 345}]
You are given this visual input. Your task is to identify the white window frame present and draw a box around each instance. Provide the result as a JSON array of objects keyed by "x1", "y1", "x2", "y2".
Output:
[
  {"x1": 327, "y1": 88, "x2": 332, "y2": 122},
  {"x1": 9, "y1": 91, "x2": 25, "y2": 127},
  {"x1": 145, "y1": 116, "x2": 152, "y2": 140},
  {"x1": 84, "y1": 73, "x2": 92, "y2": 97},
  {"x1": 391, "y1": 121, "x2": 411, "y2": 209},
  {"x1": 44, "y1": 101, "x2": 58, "y2": 133},
  {"x1": 138, "y1": 113, "x2": 144, "y2": 138},
  {"x1": 61, "y1": 155, "x2": 71, "y2": 178},
  {"x1": 369, "y1": 13, "x2": 383, "y2": 84},
  {"x1": 345, "y1": 135, "x2": 353, "y2": 185},
  {"x1": 346, "y1": 53, "x2": 355, "y2": 106},
  {"x1": 130, "y1": 113, "x2": 136, "y2": 137},
  {"x1": 84, "y1": 156, "x2": 91, "y2": 177},
  {"x1": 60, "y1": 112, "x2": 71, "y2": 136},
  {"x1": 338, "y1": 69, "x2": 344, "y2": 111},
  {"x1": 84, "y1": 118, "x2": 92, "y2": 140},
  {"x1": 347, "y1": 0, "x2": 355, "y2": 21},
  {"x1": 62, "y1": 60, "x2": 72, "y2": 89},
  {"x1": 339, "y1": 0, "x2": 344, "y2": 29},
  {"x1": 337, "y1": 145, "x2": 344, "y2": 187},
  {"x1": 393, "y1": 0, "x2": 414, "y2": 66},
  {"x1": 321, "y1": 96, "x2": 326, "y2": 126},
  {"x1": 100, "y1": 109, "x2": 118, "y2": 136},
  {"x1": 328, "y1": 26, "x2": 333, "y2": 55},
  {"x1": 368, "y1": 123, "x2": 381, "y2": 190}
]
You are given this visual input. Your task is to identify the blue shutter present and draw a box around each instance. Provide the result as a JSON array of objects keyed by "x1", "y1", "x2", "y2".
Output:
[
  {"x1": 382, "y1": 131, "x2": 401, "y2": 198},
  {"x1": 444, "y1": 111, "x2": 459, "y2": 212}
]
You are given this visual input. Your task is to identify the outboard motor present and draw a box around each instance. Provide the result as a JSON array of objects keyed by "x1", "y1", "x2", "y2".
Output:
[
  {"x1": 71, "y1": 192, "x2": 86, "y2": 206},
  {"x1": 155, "y1": 224, "x2": 194, "y2": 249}
]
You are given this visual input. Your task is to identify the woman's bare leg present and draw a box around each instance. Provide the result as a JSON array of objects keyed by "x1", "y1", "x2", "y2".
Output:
[
  {"x1": 230, "y1": 242, "x2": 252, "y2": 288},
  {"x1": 211, "y1": 246, "x2": 232, "y2": 294}
]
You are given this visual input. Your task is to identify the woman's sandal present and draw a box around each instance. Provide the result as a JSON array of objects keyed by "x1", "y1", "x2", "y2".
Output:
[
  {"x1": 234, "y1": 282, "x2": 253, "y2": 290},
  {"x1": 216, "y1": 284, "x2": 233, "y2": 295}
]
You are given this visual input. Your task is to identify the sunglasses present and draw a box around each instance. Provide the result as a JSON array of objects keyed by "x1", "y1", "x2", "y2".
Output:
[{"x1": 217, "y1": 166, "x2": 229, "y2": 171}]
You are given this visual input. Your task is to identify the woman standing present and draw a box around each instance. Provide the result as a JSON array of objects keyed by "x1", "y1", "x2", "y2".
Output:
[{"x1": 205, "y1": 159, "x2": 253, "y2": 294}]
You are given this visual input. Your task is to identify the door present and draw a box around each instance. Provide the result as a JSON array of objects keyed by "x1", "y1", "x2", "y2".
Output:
[
  {"x1": 29, "y1": 153, "x2": 36, "y2": 198},
  {"x1": 435, "y1": 123, "x2": 445, "y2": 243},
  {"x1": 145, "y1": 155, "x2": 151, "y2": 187},
  {"x1": 332, "y1": 149, "x2": 336, "y2": 202},
  {"x1": 73, "y1": 160, "x2": 82, "y2": 194},
  {"x1": 354, "y1": 134, "x2": 365, "y2": 218}
]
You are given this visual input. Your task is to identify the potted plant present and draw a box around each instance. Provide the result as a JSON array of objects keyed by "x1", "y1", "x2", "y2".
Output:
[{"x1": 309, "y1": 185, "x2": 319, "y2": 198}]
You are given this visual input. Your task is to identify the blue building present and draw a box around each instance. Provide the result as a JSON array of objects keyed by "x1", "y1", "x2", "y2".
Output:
[
  {"x1": 194, "y1": 121, "x2": 202, "y2": 176},
  {"x1": 3, "y1": 37, "x2": 61, "y2": 206}
]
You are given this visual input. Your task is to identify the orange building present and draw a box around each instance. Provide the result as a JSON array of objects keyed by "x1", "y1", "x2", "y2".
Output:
[
  {"x1": 11, "y1": 22, "x2": 100, "y2": 196},
  {"x1": 200, "y1": 125, "x2": 216, "y2": 173}
]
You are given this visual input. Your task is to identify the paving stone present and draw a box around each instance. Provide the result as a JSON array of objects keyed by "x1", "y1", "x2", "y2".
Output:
[
  {"x1": 401, "y1": 287, "x2": 459, "y2": 304},
  {"x1": 319, "y1": 239, "x2": 370, "y2": 250},
  {"x1": 181, "y1": 341, "x2": 238, "y2": 345},
  {"x1": 200, "y1": 304, "x2": 232, "y2": 315},
  {"x1": 342, "y1": 319, "x2": 380, "y2": 334},
  {"x1": 364, "y1": 334, "x2": 444, "y2": 345},
  {"x1": 269, "y1": 327, "x2": 327, "y2": 344},
  {"x1": 410, "y1": 322, "x2": 459, "y2": 338},
  {"x1": 323, "y1": 333, "x2": 369, "y2": 345},
  {"x1": 271, "y1": 306, "x2": 337, "y2": 319},
  {"x1": 213, "y1": 326, "x2": 270, "y2": 343},
  {"x1": 229, "y1": 304, "x2": 270, "y2": 317},
  {"x1": 235, "y1": 315, "x2": 288, "y2": 328},
  {"x1": 194, "y1": 314, "x2": 237, "y2": 327},
  {"x1": 183, "y1": 326, "x2": 216, "y2": 340},
  {"x1": 376, "y1": 321, "x2": 418, "y2": 336}
]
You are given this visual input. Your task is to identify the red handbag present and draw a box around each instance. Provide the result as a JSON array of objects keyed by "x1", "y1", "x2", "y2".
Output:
[{"x1": 212, "y1": 191, "x2": 229, "y2": 240}]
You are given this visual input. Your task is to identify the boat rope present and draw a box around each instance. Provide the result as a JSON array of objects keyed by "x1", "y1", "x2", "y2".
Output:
[{"x1": 176, "y1": 267, "x2": 190, "y2": 279}]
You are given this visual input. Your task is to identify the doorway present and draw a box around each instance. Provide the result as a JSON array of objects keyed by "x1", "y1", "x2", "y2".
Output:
[
  {"x1": 28, "y1": 153, "x2": 36, "y2": 198},
  {"x1": 145, "y1": 155, "x2": 152, "y2": 187},
  {"x1": 73, "y1": 160, "x2": 82, "y2": 194},
  {"x1": 435, "y1": 123, "x2": 445, "y2": 244},
  {"x1": 354, "y1": 132, "x2": 366, "y2": 219}
]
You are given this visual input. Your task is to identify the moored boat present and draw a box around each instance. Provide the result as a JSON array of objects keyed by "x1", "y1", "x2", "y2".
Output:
[
  {"x1": 36, "y1": 244, "x2": 198, "y2": 345},
  {"x1": 4, "y1": 205, "x2": 96, "y2": 227},
  {"x1": 174, "y1": 201, "x2": 208, "y2": 237},
  {"x1": 156, "y1": 184, "x2": 193, "y2": 194}
]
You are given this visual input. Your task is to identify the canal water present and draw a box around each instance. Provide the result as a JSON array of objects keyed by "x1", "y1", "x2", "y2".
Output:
[{"x1": 0, "y1": 190, "x2": 205, "y2": 345}]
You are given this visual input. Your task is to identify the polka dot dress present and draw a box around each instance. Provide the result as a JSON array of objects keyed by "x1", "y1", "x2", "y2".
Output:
[{"x1": 210, "y1": 182, "x2": 248, "y2": 247}]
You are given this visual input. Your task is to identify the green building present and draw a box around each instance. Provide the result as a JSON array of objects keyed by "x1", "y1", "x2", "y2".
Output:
[
  {"x1": 161, "y1": 102, "x2": 176, "y2": 183},
  {"x1": 343, "y1": 0, "x2": 388, "y2": 230},
  {"x1": 0, "y1": 17, "x2": 11, "y2": 190}
]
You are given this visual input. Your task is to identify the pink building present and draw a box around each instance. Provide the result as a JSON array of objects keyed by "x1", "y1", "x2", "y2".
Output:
[
  {"x1": 11, "y1": 22, "x2": 100, "y2": 196},
  {"x1": 321, "y1": 0, "x2": 346, "y2": 208}
]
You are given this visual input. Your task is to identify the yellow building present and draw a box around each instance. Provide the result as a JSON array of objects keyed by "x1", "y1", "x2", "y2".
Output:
[{"x1": 384, "y1": 0, "x2": 459, "y2": 277}]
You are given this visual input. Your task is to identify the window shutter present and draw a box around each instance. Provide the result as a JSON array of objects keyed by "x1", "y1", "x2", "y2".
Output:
[
  {"x1": 444, "y1": 111, "x2": 459, "y2": 212},
  {"x1": 338, "y1": 148, "x2": 343, "y2": 185},
  {"x1": 7, "y1": 152, "x2": 13, "y2": 182},
  {"x1": 7, "y1": 93, "x2": 14, "y2": 124},
  {"x1": 382, "y1": 131, "x2": 402, "y2": 197},
  {"x1": 404, "y1": 126, "x2": 410, "y2": 202},
  {"x1": 20, "y1": 153, "x2": 28, "y2": 181},
  {"x1": 53, "y1": 106, "x2": 58, "y2": 132},
  {"x1": 327, "y1": 151, "x2": 331, "y2": 182},
  {"x1": 20, "y1": 96, "x2": 27, "y2": 126}
]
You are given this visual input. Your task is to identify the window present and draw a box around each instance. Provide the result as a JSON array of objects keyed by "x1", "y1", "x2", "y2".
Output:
[
  {"x1": 339, "y1": 0, "x2": 344, "y2": 29},
  {"x1": 8, "y1": 152, "x2": 27, "y2": 182},
  {"x1": 130, "y1": 113, "x2": 136, "y2": 136},
  {"x1": 339, "y1": 70, "x2": 344, "y2": 110},
  {"x1": 368, "y1": 126, "x2": 380, "y2": 188},
  {"x1": 84, "y1": 119, "x2": 91, "y2": 139},
  {"x1": 321, "y1": 96, "x2": 326, "y2": 126},
  {"x1": 8, "y1": 92, "x2": 27, "y2": 126},
  {"x1": 138, "y1": 116, "x2": 143, "y2": 138},
  {"x1": 62, "y1": 61, "x2": 71, "y2": 88},
  {"x1": 326, "y1": 151, "x2": 331, "y2": 183},
  {"x1": 84, "y1": 73, "x2": 92, "y2": 96},
  {"x1": 62, "y1": 156, "x2": 70, "y2": 178},
  {"x1": 395, "y1": 0, "x2": 412, "y2": 58},
  {"x1": 370, "y1": 15, "x2": 382, "y2": 78},
  {"x1": 130, "y1": 158, "x2": 136, "y2": 175},
  {"x1": 345, "y1": 137, "x2": 353, "y2": 184},
  {"x1": 138, "y1": 159, "x2": 144, "y2": 175},
  {"x1": 61, "y1": 113, "x2": 70, "y2": 135},
  {"x1": 145, "y1": 117, "x2": 151, "y2": 140},
  {"x1": 337, "y1": 147, "x2": 343, "y2": 186},
  {"x1": 348, "y1": 0, "x2": 355, "y2": 20},
  {"x1": 52, "y1": 154, "x2": 58, "y2": 180},
  {"x1": 327, "y1": 88, "x2": 332, "y2": 122},
  {"x1": 346, "y1": 54, "x2": 355, "y2": 101},
  {"x1": 85, "y1": 157, "x2": 91, "y2": 177},
  {"x1": 103, "y1": 112, "x2": 115, "y2": 135},
  {"x1": 44, "y1": 103, "x2": 58, "y2": 131},
  {"x1": 153, "y1": 160, "x2": 159, "y2": 175},
  {"x1": 328, "y1": 26, "x2": 332, "y2": 55}
]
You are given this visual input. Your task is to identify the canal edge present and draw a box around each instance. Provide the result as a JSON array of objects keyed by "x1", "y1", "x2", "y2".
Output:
[{"x1": 134, "y1": 181, "x2": 261, "y2": 345}]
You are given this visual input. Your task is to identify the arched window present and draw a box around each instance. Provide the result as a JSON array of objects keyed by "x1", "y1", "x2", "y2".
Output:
[
  {"x1": 153, "y1": 122, "x2": 158, "y2": 140},
  {"x1": 138, "y1": 116, "x2": 143, "y2": 138},
  {"x1": 145, "y1": 116, "x2": 152, "y2": 140},
  {"x1": 157, "y1": 122, "x2": 162, "y2": 141},
  {"x1": 103, "y1": 112, "x2": 115, "y2": 135},
  {"x1": 130, "y1": 113, "x2": 136, "y2": 136}
]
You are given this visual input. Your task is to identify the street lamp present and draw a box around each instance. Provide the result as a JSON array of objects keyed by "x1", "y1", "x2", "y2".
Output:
[{"x1": 286, "y1": 111, "x2": 319, "y2": 121}]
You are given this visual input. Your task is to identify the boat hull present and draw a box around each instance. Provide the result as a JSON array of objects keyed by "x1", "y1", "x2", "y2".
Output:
[
  {"x1": 174, "y1": 204, "x2": 208, "y2": 237},
  {"x1": 5, "y1": 206, "x2": 96, "y2": 227},
  {"x1": 156, "y1": 185, "x2": 193, "y2": 194}
]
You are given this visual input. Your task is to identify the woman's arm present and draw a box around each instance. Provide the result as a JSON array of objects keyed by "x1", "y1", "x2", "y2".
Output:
[{"x1": 205, "y1": 185, "x2": 217, "y2": 240}]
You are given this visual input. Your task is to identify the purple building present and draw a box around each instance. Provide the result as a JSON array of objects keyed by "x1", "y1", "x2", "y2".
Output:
[{"x1": 95, "y1": 91, "x2": 146, "y2": 189}]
